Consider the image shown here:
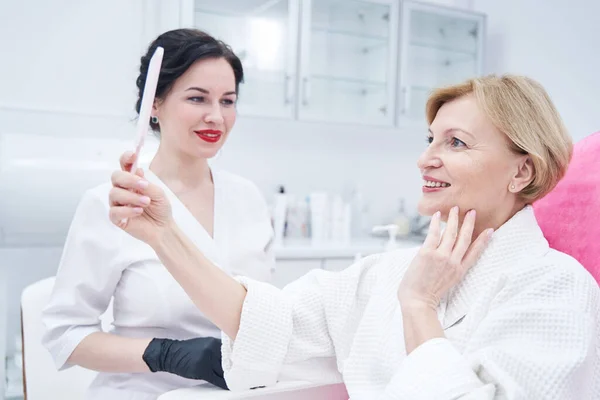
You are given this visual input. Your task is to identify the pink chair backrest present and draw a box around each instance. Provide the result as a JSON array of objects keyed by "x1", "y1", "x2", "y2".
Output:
[{"x1": 533, "y1": 131, "x2": 600, "y2": 285}]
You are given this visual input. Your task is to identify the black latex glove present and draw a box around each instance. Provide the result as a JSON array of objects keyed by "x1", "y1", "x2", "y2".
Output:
[{"x1": 142, "y1": 336, "x2": 228, "y2": 390}]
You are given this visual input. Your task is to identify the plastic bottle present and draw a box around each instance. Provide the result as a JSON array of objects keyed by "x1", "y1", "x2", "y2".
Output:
[
  {"x1": 273, "y1": 185, "x2": 288, "y2": 245},
  {"x1": 394, "y1": 198, "x2": 410, "y2": 237},
  {"x1": 372, "y1": 224, "x2": 400, "y2": 252}
]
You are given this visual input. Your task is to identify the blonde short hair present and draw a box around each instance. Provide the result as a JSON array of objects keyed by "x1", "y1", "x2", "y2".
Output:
[{"x1": 426, "y1": 74, "x2": 573, "y2": 202}]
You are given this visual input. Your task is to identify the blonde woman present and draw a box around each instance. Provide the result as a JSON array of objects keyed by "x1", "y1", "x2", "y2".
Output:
[{"x1": 108, "y1": 75, "x2": 600, "y2": 399}]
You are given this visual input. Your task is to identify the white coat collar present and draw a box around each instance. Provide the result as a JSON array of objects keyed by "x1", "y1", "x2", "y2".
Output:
[
  {"x1": 442, "y1": 205, "x2": 550, "y2": 329},
  {"x1": 144, "y1": 169, "x2": 224, "y2": 268}
]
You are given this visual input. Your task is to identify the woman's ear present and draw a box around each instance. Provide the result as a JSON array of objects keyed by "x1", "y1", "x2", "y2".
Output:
[
  {"x1": 152, "y1": 99, "x2": 160, "y2": 116},
  {"x1": 509, "y1": 156, "x2": 535, "y2": 192}
]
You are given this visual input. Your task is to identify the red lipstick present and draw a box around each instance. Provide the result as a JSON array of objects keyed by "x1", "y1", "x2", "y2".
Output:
[{"x1": 195, "y1": 129, "x2": 222, "y2": 143}]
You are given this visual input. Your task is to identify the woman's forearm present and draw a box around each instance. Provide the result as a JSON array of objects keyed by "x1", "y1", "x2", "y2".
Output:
[
  {"x1": 401, "y1": 304, "x2": 445, "y2": 354},
  {"x1": 68, "y1": 332, "x2": 151, "y2": 372},
  {"x1": 153, "y1": 223, "x2": 247, "y2": 339}
]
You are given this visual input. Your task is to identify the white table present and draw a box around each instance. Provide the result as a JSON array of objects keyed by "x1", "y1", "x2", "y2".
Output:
[{"x1": 158, "y1": 381, "x2": 348, "y2": 400}]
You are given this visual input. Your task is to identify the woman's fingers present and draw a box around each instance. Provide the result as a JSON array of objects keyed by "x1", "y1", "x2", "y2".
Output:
[
  {"x1": 109, "y1": 205, "x2": 143, "y2": 225},
  {"x1": 422, "y1": 211, "x2": 442, "y2": 250},
  {"x1": 109, "y1": 187, "x2": 151, "y2": 207},
  {"x1": 438, "y1": 206, "x2": 459, "y2": 253},
  {"x1": 120, "y1": 151, "x2": 136, "y2": 172},
  {"x1": 111, "y1": 170, "x2": 148, "y2": 191},
  {"x1": 451, "y1": 209, "x2": 477, "y2": 262},
  {"x1": 111, "y1": 170, "x2": 165, "y2": 208},
  {"x1": 462, "y1": 228, "x2": 494, "y2": 270}
]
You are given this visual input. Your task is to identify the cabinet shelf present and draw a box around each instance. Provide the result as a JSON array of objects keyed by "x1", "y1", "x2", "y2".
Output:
[
  {"x1": 410, "y1": 40, "x2": 476, "y2": 57},
  {"x1": 195, "y1": 1, "x2": 285, "y2": 18},
  {"x1": 408, "y1": 41, "x2": 477, "y2": 68},
  {"x1": 312, "y1": 27, "x2": 389, "y2": 54},
  {"x1": 313, "y1": 74, "x2": 385, "y2": 86},
  {"x1": 312, "y1": 26, "x2": 388, "y2": 42},
  {"x1": 312, "y1": 74, "x2": 386, "y2": 94},
  {"x1": 194, "y1": 7, "x2": 235, "y2": 17}
]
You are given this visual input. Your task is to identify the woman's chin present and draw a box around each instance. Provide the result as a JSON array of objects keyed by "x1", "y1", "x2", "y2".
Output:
[
  {"x1": 417, "y1": 199, "x2": 450, "y2": 217},
  {"x1": 186, "y1": 147, "x2": 221, "y2": 160},
  {"x1": 188, "y1": 136, "x2": 228, "y2": 160},
  {"x1": 417, "y1": 200, "x2": 436, "y2": 217}
]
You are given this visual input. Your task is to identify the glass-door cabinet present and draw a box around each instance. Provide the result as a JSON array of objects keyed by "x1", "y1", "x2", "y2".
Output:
[
  {"x1": 299, "y1": 0, "x2": 400, "y2": 126},
  {"x1": 398, "y1": 1, "x2": 486, "y2": 123},
  {"x1": 176, "y1": 0, "x2": 485, "y2": 127},
  {"x1": 191, "y1": 0, "x2": 300, "y2": 119}
]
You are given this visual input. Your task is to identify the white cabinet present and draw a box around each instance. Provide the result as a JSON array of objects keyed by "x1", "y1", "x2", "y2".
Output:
[
  {"x1": 398, "y1": 1, "x2": 486, "y2": 122},
  {"x1": 192, "y1": 0, "x2": 300, "y2": 119},
  {"x1": 187, "y1": 0, "x2": 399, "y2": 126},
  {"x1": 298, "y1": 0, "x2": 399, "y2": 126},
  {"x1": 170, "y1": 0, "x2": 485, "y2": 127}
]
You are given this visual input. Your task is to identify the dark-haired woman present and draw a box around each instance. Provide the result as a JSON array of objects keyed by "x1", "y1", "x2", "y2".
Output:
[{"x1": 41, "y1": 29, "x2": 275, "y2": 400}]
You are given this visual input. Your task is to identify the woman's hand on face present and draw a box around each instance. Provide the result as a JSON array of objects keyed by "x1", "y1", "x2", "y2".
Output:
[
  {"x1": 397, "y1": 207, "x2": 493, "y2": 311},
  {"x1": 108, "y1": 152, "x2": 173, "y2": 247}
]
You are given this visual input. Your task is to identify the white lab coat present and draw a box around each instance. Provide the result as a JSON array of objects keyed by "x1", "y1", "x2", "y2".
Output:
[
  {"x1": 223, "y1": 206, "x2": 600, "y2": 399},
  {"x1": 42, "y1": 169, "x2": 275, "y2": 400}
]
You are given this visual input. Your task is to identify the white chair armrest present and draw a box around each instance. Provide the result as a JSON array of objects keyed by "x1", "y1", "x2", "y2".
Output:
[{"x1": 157, "y1": 381, "x2": 348, "y2": 400}]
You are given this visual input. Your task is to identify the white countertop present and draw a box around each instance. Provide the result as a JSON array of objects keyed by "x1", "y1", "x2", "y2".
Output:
[
  {"x1": 158, "y1": 381, "x2": 347, "y2": 400},
  {"x1": 273, "y1": 237, "x2": 423, "y2": 259}
]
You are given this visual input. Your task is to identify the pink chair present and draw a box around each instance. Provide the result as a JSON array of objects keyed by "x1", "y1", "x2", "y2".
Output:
[{"x1": 533, "y1": 131, "x2": 600, "y2": 284}]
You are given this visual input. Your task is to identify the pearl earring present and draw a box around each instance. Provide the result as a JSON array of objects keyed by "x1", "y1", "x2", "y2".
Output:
[
  {"x1": 151, "y1": 116, "x2": 159, "y2": 124},
  {"x1": 510, "y1": 184, "x2": 516, "y2": 191}
]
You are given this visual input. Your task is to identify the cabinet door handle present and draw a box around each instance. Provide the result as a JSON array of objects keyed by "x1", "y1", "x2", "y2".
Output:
[
  {"x1": 302, "y1": 77, "x2": 311, "y2": 106},
  {"x1": 284, "y1": 75, "x2": 293, "y2": 105},
  {"x1": 400, "y1": 86, "x2": 408, "y2": 114}
]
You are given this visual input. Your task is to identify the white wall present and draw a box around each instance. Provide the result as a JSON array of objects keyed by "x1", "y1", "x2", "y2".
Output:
[
  {"x1": 0, "y1": 1, "x2": 146, "y2": 118},
  {"x1": 474, "y1": 0, "x2": 600, "y2": 141},
  {"x1": 1, "y1": 0, "x2": 599, "y2": 373},
  {"x1": 0, "y1": 0, "x2": 155, "y2": 374}
]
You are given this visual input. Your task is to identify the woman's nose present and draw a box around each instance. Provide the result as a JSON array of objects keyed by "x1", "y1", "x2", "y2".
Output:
[
  {"x1": 417, "y1": 145, "x2": 442, "y2": 170},
  {"x1": 204, "y1": 103, "x2": 224, "y2": 125}
]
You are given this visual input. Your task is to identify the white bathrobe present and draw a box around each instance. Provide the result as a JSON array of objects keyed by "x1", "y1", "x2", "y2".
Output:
[
  {"x1": 223, "y1": 206, "x2": 600, "y2": 399},
  {"x1": 42, "y1": 169, "x2": 275, "y2": 400}
]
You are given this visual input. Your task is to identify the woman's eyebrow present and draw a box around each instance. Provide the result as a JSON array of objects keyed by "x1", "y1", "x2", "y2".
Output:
[
  {"x1": 429, "y1": 128, "x2": 475, "y2": 140},
  {"x1": 185, "y1": 86, "x2": 237, "y2": 96}
]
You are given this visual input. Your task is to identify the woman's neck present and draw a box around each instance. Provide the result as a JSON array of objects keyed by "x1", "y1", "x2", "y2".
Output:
[
  {"x1": 149, "y1": 145, "x2": 212, "y2": 192},
  {"x1": 472, "y1": 202, "x2": 527, "y2": 240}
]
